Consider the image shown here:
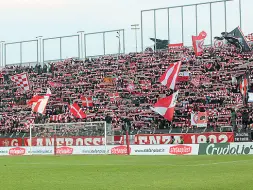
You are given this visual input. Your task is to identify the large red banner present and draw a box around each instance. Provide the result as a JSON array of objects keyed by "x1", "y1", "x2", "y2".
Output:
[
  {"x1": 0, "y1": 136, "x2": 124, "y2": 147},
  {"x1": 134, "y1": 133, "x2": 234, "y2": 144},
  {"x1": 0, "y1": 133, "x2": 234, "y2": 147},
  {"x1": 0, "y1": 138, "x2": 23, "y2": 147}
]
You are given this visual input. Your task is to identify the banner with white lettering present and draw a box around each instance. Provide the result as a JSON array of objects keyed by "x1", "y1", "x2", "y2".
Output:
[
  {"x1": 134, "y1": 133, "x2": 234, "y2": 144},
  {"x1": 130, "y1": 144, "x2": 199, "y2": 155},
  {"x1": 234, "y1": 132, "x2": 251, "y2": 142}
]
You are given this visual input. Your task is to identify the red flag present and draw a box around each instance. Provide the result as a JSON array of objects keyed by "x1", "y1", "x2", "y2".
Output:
[
  {"x1": 68, "y1": 103, "x2": 86, "y2": 119},
  {"x1": 27, "y1": 95, "x2": 44, "y2": 106},
  {"x1": 150, "y1": 91, "x2": 178, "y2": 121},
  {"x1": 159, "y1": 61, "x2": 182, "y2": 90},
  {"x1": 23, "y1": 118, "x2": 35, "y2": 128},
  {"x1": 192, "y1": 31, "x2": 207, "y2": 56},
  {"x1": 168, "y1": 43, "x2": 184, "y2": 48},
  {"x1": 199, "y1": 31, "x2": 207, "y2": 39},
  {"x1": 109, "y1": 92, "x2": 120, "y2": 102},
  {"x1": 81, "y1": 96, "x2": 93, "y2": 107}
]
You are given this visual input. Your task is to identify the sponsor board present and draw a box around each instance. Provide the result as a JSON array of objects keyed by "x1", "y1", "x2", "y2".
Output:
[
  {"x1": 0, "y1": 145, "x2": 199, "y2": 156},
  {"x1": 169, "y1": 145, "x2": 192, "y2": 155},
  {"x1": 234, "y1": 132, "x2": 251, "y2": 142},
  {"x1": 55, "y1": 145, "x2": 129, "y2": 155},
  {"x1": 0, "y1": 147, "x2": 53, "y2": 156},
  {"x1": 134, "y1": 133, "x2": 234, "y2": 144},
  {"x1": 9, "y1": 147, "x2": 26, "y2": 156},
  {"x1": 198, "y1": 143, "x2": 253, "y2": 155},
  {"x1": 130, "y1": 145, "x2": 199, "y2": 155},
  {"x1": 56, "y1": 147, "x2": 73, "y2": 155},
  {"x1": 111, "y1": 145, "x2": 129, "y2": 155}
]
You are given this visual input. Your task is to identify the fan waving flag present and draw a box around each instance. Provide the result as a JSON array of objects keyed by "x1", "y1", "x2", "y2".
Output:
[
  {"x1": 11, "y1": 73, "x2": 30, "y2": 91},
  {"x1": 227, "y1": 26, "x2": 251, "y2": 52},
  {"x1": 192, "y1": 31, "x2": 207, "y2": 56},
  {"x1": 160, "y1": 61, "x2": 182, "y2": 90},
  {"x1": 81, "y1": 96, "x2": 93, "y2": 107},
  {"x1": 29, "y1": 88, "x2": 51, "y2": 114},
  {"x1": 150, "y1": 91, "x2": 178, "y2": 121},
  {"x1": 68, "y1": 103, "x2": 86, "y2": 119}
]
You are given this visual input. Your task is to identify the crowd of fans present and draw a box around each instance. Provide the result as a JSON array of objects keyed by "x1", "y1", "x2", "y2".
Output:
[{"x1": 0, "y1": 44, "x2": 253, "y2": 136}]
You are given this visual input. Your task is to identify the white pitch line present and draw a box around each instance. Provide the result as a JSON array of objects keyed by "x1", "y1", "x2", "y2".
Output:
[{"x1": 10, "y1": 159, "x2": 253, "y2": 167}]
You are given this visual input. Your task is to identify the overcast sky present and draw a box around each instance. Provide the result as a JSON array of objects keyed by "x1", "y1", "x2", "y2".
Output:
[{"x1": 1, "y1": 0, "x2": 252, "y2": 65}]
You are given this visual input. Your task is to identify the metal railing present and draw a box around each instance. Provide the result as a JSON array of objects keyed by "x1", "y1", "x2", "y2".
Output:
[{"x1": 0, "y1": 0, "x2": 246, "y2": 67}]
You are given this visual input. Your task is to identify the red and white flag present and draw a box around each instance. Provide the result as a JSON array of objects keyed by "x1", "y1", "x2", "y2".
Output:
[
  {"x1": 177, "y1": 71, "x2": 190, "y2": 82},
  {"x1": 109, "y1": 92, "x2": 120, "y2": 102},
  {"x1": 24, "y1": 118, "x2": 35, "y2": 128},
  {"x1": 159, "y1": 61, "x2": 182, "y2": 90},
  {"x1": 68, "y1": 103, "x2": 86, "y2": 119},
  {"x1": 168, "y1": 43, "x2": 184, "y2": 48},
  {"x1": 150, "y1": 91, "x2": 178, "y2": 121},
  {"x1": 48, "y1": 81, "x2": 62, "y2": 88},
  {"x1": 11, "y1": 73, "x2": 30, "y2": 91},
  {"x1": 29, "y1": 88, "x2": 51, "y2": 114},
  {"x1": 81, "y1": 96, "x2": 93, "y2": 107},
  {"x1": 27, "y1": 95, "x2": 44, "y2": 106},
  {"x1": 192, "y1": 31, "x2": 207, "y2": 56}
]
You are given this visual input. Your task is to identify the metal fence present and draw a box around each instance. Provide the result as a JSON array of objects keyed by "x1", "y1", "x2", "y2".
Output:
[
  {"x1": 0, "y1": 0, "x2": 248, "y2": 67},
  {"x1": 140, "y1": 0, "x2": 243, "y2": 51},
  {"x1": 0, "y1": 29, "x2": 125, "y2": 67}
]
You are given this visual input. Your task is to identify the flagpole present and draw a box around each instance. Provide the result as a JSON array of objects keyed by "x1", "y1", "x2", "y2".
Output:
[
  {"x1": 224, "y1": 0, "x2": 227, "y2": 32},
  {"x1": 239, "y1": 0, "x2": 242, "y2": 29}
]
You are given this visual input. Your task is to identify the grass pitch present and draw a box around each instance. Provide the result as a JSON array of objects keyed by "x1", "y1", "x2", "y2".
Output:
[{"x1": 0, "y1": 155, "x2": 253, "y2": 190}]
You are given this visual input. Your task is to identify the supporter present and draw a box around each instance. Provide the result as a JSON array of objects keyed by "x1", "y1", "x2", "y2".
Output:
[
  {"x1": 231, "y1": 108, "x2": 237, "y2": 131},
  {"x1": 179, "y1": 136, "x2": 184, "y2": 144},
  {"x1": 0, "y1": 45, "x2": 252, "y2": 136},
  {"x1": 242, "y1": 109, "x2": 249, "y2": 130},
  {"x1": 169, "y1": 136, "x2": 175, "y2": 144}
]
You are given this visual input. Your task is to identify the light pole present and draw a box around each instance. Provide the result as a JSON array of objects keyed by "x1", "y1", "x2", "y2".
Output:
[
  {"x1": 131, "y1": 24, "x2": 140, "y2": 52},
  {"x1": 36, "y1": 36, "x2": 43, "y2": 65},
  {"x1": 0, "y1": 41, "x2": 5, "y2": 67},
  {"x1": 77, "y1": 31, "x2": 84, "y2": 60}
]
